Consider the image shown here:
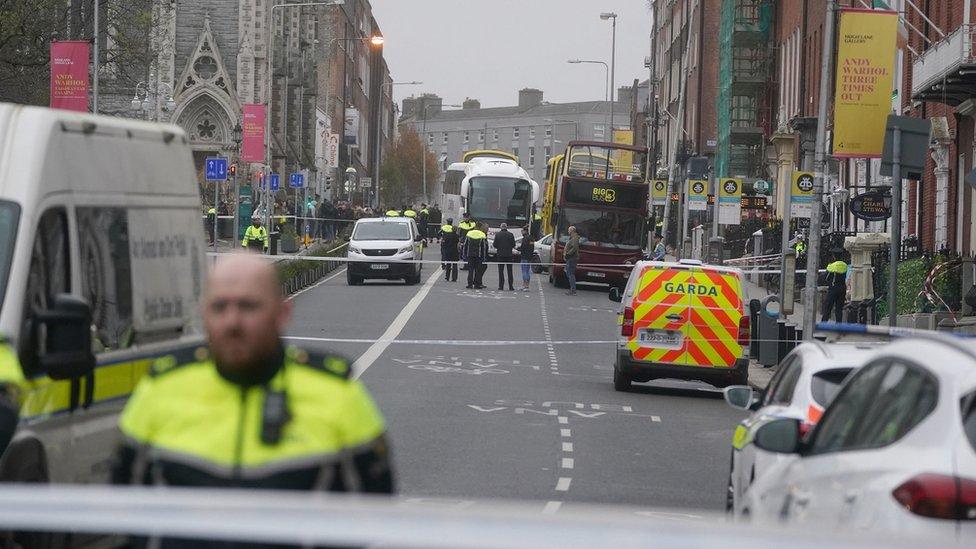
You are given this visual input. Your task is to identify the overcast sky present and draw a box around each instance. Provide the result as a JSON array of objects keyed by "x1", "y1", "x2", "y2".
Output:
[{"x1": 371, "y1": 0, "x2": 652, "y2": 110}]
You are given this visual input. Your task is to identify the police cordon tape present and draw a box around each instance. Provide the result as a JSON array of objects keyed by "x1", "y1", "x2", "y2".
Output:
[
  {"x1": 205, "y1": 252, "x2": 823, "y2": 274},
  {"x1": 0, "y1": 484, "x2": 896, "y2": 548},
  {"x1": 285, "y1": 335, "x2": 821, "y2": 346}
]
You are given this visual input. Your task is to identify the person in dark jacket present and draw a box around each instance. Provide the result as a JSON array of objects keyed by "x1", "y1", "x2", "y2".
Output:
[
  {"x1": 463, "y1": 223, "x2": 489, "y2": 289},
  {"x1": 493, "y1": 223, "x2": 517, "y2": 291},
  {"x1": 563, "y1": 225, "x2": 581, "y2": 295},
  {"x1": 517, "y1": 226, "x2": 535, "y2": 292},
  {"x1": 439, "y1": 218, "x2": 460, "y2": 282},
  {"x1": 822, "y1": 248, "x2": 849, "y2": 322},
  {"x1": 429, "y1": 205, "x2": 443, "y2": 241}
]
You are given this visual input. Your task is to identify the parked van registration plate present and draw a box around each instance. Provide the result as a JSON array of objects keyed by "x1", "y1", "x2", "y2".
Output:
[{"x1": 638, "y1": 329, "x2": 682, "y2": 348}]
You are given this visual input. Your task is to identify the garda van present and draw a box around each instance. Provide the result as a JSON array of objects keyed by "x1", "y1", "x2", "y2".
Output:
[
  {"x1": 609, "y1": 259, "x2": 749, "y2": 391},
  {"x1": 0, "y1": 103, "x2": 207, "y2": 484}
]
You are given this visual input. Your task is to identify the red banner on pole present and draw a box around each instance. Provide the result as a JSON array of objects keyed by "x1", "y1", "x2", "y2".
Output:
[
  {"x1": 50, "y1": 41, "x2": 90, "y2": 112},
  {"x1": 241, "y1": 104, "x2": 266, "y2": 163}
]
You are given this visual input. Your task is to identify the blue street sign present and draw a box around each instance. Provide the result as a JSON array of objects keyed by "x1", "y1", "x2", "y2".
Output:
[
  {"x1": 289, "y1": 172, "x2": 305, "y2": 189},
  {"x1": 205, "y1": 157, "x2": 228, "y2": 181},
  {"x1": 269, "y1": 173, "x2": 280, "y2": 191}
]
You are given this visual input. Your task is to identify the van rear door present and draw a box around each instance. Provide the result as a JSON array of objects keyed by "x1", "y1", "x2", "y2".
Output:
[
  {"x1": 626, "y1": 265, "x2": 692, "y2": 366},
  {"x1": 684, "y1": 267, "x2": 744, "y2": 369}
]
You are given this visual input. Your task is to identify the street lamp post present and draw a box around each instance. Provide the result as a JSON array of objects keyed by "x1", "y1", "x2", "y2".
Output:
[
  {"x1": 374, "y1": 81, "x2": 422, "y2": 210},
  {"x1": 231, "y1": 123, "x2": 243, "y2": 248},
  {"x1": 130, "y1": 74, "x2": 176, "y2": 121},
  {"x1": 600, "y1": 12, "x2": 618, "y2": 135},
  {"x1": 567, "y1": 59, "x2": 610, "y2": 130}
]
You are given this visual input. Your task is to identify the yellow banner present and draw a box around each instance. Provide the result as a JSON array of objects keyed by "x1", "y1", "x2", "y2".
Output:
[
  {"x1": 833, "y1": 9, "x2": 898, "y2": 158},
  {"x1": 612, "y1": 129, "x2": 634, "y2": 172}
]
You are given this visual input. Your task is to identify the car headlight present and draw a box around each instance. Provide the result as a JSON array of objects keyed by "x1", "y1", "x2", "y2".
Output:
[
  {"x1": 349, "y1": 246, "x2": 362, "y2": 254},
  {"x1": 397, "y1": 245, "x2": 413, "y2": 254}
]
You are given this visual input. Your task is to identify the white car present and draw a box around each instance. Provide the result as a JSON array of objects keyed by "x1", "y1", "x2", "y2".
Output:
[
  {"x1": 723, "y1": 341, "x2": 878, "y2": 515},
  {"x1": 346, "y1": 217, "x2": 424, "y2": 285},
  {"x1": 742, "y1": 333, "x2": 976, "y2": 542},
  {"x1": 532, "y1": 233, "x2": 553, "y2": 273}
]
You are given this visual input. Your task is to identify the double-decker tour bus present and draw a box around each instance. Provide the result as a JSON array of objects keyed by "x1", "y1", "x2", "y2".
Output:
[
  {"x1": 442, "y1": 150, "x2": 540, "y2": 257},
  {"x1": 543, "y1": 141, "x2": 649, "y2": 288}
]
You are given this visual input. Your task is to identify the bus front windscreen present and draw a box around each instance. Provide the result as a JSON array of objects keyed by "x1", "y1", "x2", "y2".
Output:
[
  {"x1": 0, "y1": 201, "x2": 19, "y2": 312},
  {"x1": 557, "y1": 207, "x2": 644, "y2": 250},
  {"x1": 467, "y1": 177, "x2": 532, "y2": 225}
]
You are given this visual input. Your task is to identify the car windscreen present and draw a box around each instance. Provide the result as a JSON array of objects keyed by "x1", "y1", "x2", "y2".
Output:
[
  {"x1": 0, "y1": 201, "x2": 20, "y2": 312},
  {"x1": 811, "y1": 368, "x2": 854, "y2": 408},
  {"x1": 352, "y1": 222, "x2": 411, "y2": 241}
]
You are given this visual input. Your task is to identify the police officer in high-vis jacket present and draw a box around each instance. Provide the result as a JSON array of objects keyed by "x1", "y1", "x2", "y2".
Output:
[
  {"x1": 112, "y1": 254, "x2": 394, "y2": 498},
  {"x1": 0, "y1": 336, "x2": 24, "y2": 457}
]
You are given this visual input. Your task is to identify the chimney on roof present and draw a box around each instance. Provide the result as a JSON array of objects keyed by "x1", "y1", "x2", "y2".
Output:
[
  {"x1": 518, "y1": 88, "x2": 544, "y2": 110},
  {"x1": 617, "y1": 86, "x2": 635, "y2": 106},
  {"x1": 462, "y1": 98, "x2": 481, "y2": 110},
  {"x1": 401, "y1": 97, "x2": 417, "y2": 119}
]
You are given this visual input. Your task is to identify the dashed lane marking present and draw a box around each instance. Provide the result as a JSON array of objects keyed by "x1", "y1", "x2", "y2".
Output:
[
  {"x1": 561, "y1": 458, "x2": 575, "y2": 470},
  {"x1": 542, "y1": 501, "x2": 562, "y2": 515},
  {"x1": 555, "y1": 477, "x2": 572, "y2": 492},
  {"x1": 562, "y1": 442, "x2": 574, "y2": 452},
  {"x1": 557, "y1": 416, "x2": 568, "y2": 424},
  {"x1": 560, "y1": 429, "x2": 571, "y2": 437}
]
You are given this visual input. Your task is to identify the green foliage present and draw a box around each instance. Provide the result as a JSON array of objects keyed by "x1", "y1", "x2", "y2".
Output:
[
  {"x1": 274, "y1": 241, "x2": 348, "y2": 291},
  {"x1": 875, "y1": 256, "x2": 962, "y2": 318},
  {"x1": 379, "y1": 127, "x2": 438, "y2": 207}
]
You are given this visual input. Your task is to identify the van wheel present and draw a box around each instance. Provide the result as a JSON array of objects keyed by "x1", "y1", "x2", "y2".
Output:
[
  {"x1": 613, "y1": 368, "x2": 632, "y2": 392},
  {"x1": 346, "y1": 271, "x2": 362, "y2": 286},
  {"x1": 0, "y1": 437, "x2": 58, "y2": 548},
  {"x1": 731, "y1": 363, "x2": 749, "y2": 386}
]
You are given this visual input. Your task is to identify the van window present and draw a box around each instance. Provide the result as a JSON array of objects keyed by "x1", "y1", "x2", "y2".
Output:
[
  {"x1": 0, "y1": 201, "x2": 20, "y2": 311},
  {"x1": 23, "y1": 208, "x2": 70, "y2": 321},
  {"x1": 353, "y1": 222, "x2": 411, "y2": 241},
  {"x1": 78, "y1": 208, "x2": 134, "y2": 351}
]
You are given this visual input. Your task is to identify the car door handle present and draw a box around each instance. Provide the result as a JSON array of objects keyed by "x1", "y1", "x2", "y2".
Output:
[{"x1": 666, "y1": 313, "x2": 683, "y2": 321}]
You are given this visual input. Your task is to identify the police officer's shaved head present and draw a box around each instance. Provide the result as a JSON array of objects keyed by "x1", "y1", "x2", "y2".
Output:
[{"x1": 203, "y1": 254, "x2": 292, "y2": 377}]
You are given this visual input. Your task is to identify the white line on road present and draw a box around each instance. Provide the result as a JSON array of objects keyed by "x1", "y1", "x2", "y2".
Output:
[
  {"x1": 557, "y1": 416, "x2": 568, "y2": 425},
  {"x1": 560, "y1": 429, "x2": 571, "y2": 437},
  {"x1": 350, "y1": 269, "x2": 441, "y2": 380},
  {"x1": 561, "y1": 458, "x2": 575, "y2": 470},
  {"x1": 555, "y1": 477, "x2": 572, "y2": 492},
  {"x1": 542, "y1": 501, "x2": 562, "y2": 515},
  {"x1": 562, "y1": 442, "x2": 574, "y2": 452}
]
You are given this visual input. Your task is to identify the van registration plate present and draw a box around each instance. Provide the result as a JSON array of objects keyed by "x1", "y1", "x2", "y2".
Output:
[
  {"x1": 588, "y1": 272, "x2": 606, "y2": 278},
  {"x1": 371, "y1": 264, "x2": 390, "y2": 270},
  {"x1": 638, "y1": 329, "x2": 682, "y2": 349}
]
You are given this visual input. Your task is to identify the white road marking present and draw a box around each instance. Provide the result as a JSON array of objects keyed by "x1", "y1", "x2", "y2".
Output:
[
  {"x1": 542, "y1": 501, "x2": 562, "y2": 515},
  {"x1": 560, "y1": 429, "x2": 571, "y2": 437},
  {"x1": 561, "y1": 458, "x2": 575, "y2": 469},
  {"x1": 350, "y1": 269, "x2": 441, "y2": 380},
  {"x1": 555, "y1": 477, "x2": 572, "y2": 492},
  {"x1": 562, "y1": 442, "x2": 574, "y2": 452},
  {"x1": 557, "y1": 416, "x2": 568, "y2": 424},
  {"x1": 287, "y1": 267, "x2": 347, "y2": 301},
  {"x1": 652, "y1": 416, "x2": 661, "y2": 422}
]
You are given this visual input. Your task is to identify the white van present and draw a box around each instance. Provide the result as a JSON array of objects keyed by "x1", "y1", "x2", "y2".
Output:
[
  {"x1": 0, "y1": 103, "x2": 208, "y2": 485},
  {"x1": 346, "y1": 217, "x2": 424, "y2": 285}
]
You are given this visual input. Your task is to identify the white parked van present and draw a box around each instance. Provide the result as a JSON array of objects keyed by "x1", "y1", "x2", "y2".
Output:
[{"x1": 0, "y1": 103, "x2": 208, "y2": 485}]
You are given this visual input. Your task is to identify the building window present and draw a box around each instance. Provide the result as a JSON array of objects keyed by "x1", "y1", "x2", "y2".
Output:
[
  {"x1": 464, "y1": 131, "x2": 470, "y2": 144},
  {"x1": 545, "y1": 145, "x2": 552, "y2": 162},
  {"x1": 528, "y1": 146, "x2": 535, "y2": 167},
  {"x1": 513, "y1": 147, "x2": 519, "y2": 159},
  {"x1": 442, "y1": 132, "x2": 448, "y2": 144},
  {"x1": 428, "y1": 133, "x2": 434, "y2": 146},
  {"x1": 493, "y1": 129, "x2": 498, "y2": 141},
  {"x1": 593, "y1": 124, "x2": 605, "y2": 139},
  {"x1": 529, "y1": 127, "x2": 536, "y2": 139},
  {"x1": 513, "y1": 127, "x2": 520, "y2": 140},
  {"x1": 478, "y1": 130, "x2": 484, "y2": 143},
  {"x1": 545, "y1": 127, "x2": 552, "y2": 138}
]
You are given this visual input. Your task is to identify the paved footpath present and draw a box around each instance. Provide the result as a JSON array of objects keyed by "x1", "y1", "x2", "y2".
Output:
[{"x1": 285, "y1": 249, "x2": 746, "y2": 516}]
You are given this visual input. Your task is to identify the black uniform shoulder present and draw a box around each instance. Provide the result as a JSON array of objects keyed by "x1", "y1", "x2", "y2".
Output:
[
  {"x1": 287, "y1": 348, "x2": 353, "y2": 380},
  {"x1": 149, "y1": 345, "x2": 211, "y2": 377}
]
